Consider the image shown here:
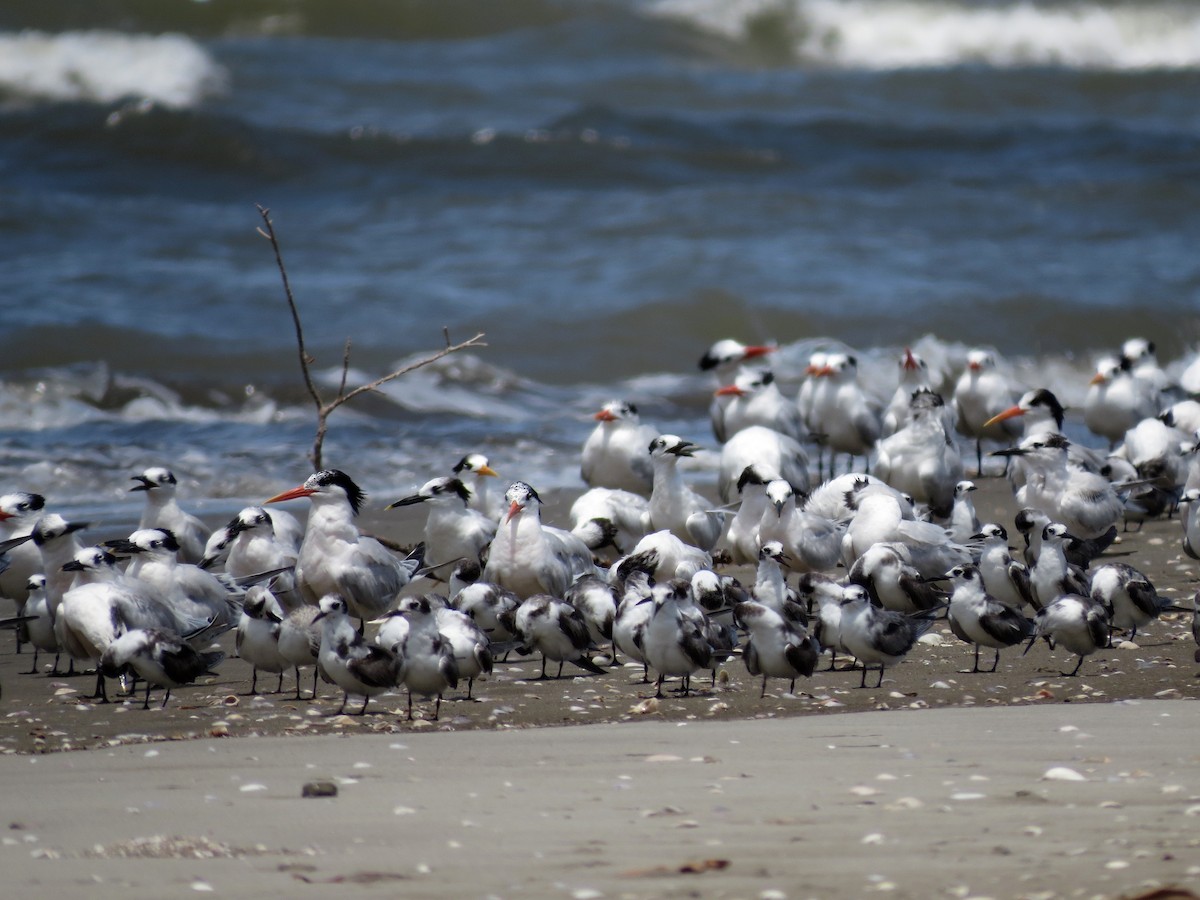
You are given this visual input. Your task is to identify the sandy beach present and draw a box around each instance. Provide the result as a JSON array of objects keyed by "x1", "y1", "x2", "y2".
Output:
[{"x1": 2, "y1": 475, "x2": 1198, "y2": 898}]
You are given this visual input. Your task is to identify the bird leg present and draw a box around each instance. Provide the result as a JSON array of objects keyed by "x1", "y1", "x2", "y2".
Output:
[
  {"x1": 407, "y1": 690, "x2": 414, "y2": 721},
  {"x1": 311, "y1": 667, "x2": 319, "y2": 700},
  {"x1": 356, "y1": 695, "x2": 370, "y2": 716},
  {"x1": 90, "y1": 670, "x2": 109, "y2": 703},
  {"x1": 654, "y1": 675, "x2": 665, "y2": 699},
  {"x1": 275, "y1": 671, "x2": 285, "y2": 693},
  {"x1": 971, "y1": 644, "x2": 982, "y2": 673},
  {"x1": 143, "y1": 681, "x2": 152, "y2": 710},
  {"x1": 22, "y1": 648, "x2": 39, "y2": 676},
  {"x1": 989, "y1": 649, "x2": 1001, "y2": 673},
  {"x1": 244, "y1": 667, "x2": 260, "y2": 696},
  {"x1": 432, "y1": 695, "x2": 441, "y2": 721},
  {"x1": 161, "y1": 688, "x2": 172, "y2": 709},
  {"x1": 874, "y1": 665, "x2": 885, "y2": 688},
  {"x1": 1064, "y1": 656, "x2": 1085, "y2": 677},
  {"x1": 859, "y1": 662, "x2": 868, "y2": 688},
  {"x1": 760, "y1": 676, "x2": 768, "y2": 699}
]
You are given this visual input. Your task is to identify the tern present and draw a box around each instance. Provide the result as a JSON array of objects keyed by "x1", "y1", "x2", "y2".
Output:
[
  {"x1": 641, "y1": 579, "x2": 715, "y2": 698},
  {"x1": 838, "y1": 584, "x2": 932, "y2": 688},
  {"x1": 953, "y1": 349, "x2": 1021, "y2": 474},
  {"x1": 848, "y1": 542, "x2": 947, "y2": 614},
  {"x1": 313, "y1": 594, "x2": 403, "y2": 715},
  {"x1": 564, "y1": 575, "x2": 619, "y2": 657},
  {"x1": 512, "y1": 593, "x2": 607, "y2": 679},
  {"x1": 712, "y1": 369, "x2": 807, "y2": 443},
  {"x1": 0, "y1": 492, "x2": 47, "y2": 616},
  {"x1": 449, "y1": 561, "x2": 522, "y2": 654},
  {"x1": 1088, "y1": 562, "x2": 1176, "y2": 640},
  {"x1": 453, "y1": 452, "x2": 504, "y2": 521},
  {"x1": 874, "y1": 389, "x2": 964, "y2": 518},
  {"x1": 100, "y1": 628, "x2": 224, "y2": 709},
  {"x1": 647, "y1": 435, "x2": 723, "y2": 551},
  {"x1": 581, "y1": 400, "x2": 657, "y2": 494},
  {"x1": 612, "y1": 570, "x2": 654, "y2": 682},
  {"x1": 1030, "y1": 523, "x2": 1090, "y2": 610},
  {"x1": 796, "y1": 573, "x2": 851, "y2": 670},
  {"x1": 386, "y1": 476, "x2": 495, "y2": 567},
  {"x1": 882, "y1": 348, "x2": 938, "y2": 436},
  {"x1": 698, "y1": 338, "x2": 776, "y2": 381},
  {"x1": 942, "y1": 480, "x2": 981, "y2": 543},
  {"x1": 723, "y1": 465, "x2": 773, "y2": 565},
  {"x1": 1084, "y1": 356, "x2": 1159, "y2": 448},
  {"x1": 235, "y1": 585, "x2": 288, "y2": 695},
  {"x1": 277, "y1": 604, "x2": 322, "y2": 700},
  {"x1": 735, "y1": 599, "x2": 819, "y2": 697},
  {"x1": 1027, "y1": 593, "x2": 1111, "y2": 676},
  {"x1": 806, "y1": 353, "x2": 881, "y2": 475},
  {"x1": 130, "y1": 467, "x2": 209, "y2": 564},
  {"x1": 19, "y1": 574, "x2": 57, "y2": 675},
  {"x1": 484, "y1": 481, "x2": 597, "y2": 598},
  {"x1": 973, "y1": 523, "x2": 1037, "y2": 610},
  {"x1": 396, "y1": 596, "x2": 461, "y2": 718},
  {"x1": 267, "y1": 470, "x2": 426, "y2": 621},
  {"x1": 944, "y1": 563, "x2": 1035, "y2": 673}
]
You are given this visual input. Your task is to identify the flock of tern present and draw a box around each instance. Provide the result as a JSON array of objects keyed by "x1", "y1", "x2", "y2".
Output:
[{"x1": 1, "y1": 336, "x2": 1199, "y2": 717}]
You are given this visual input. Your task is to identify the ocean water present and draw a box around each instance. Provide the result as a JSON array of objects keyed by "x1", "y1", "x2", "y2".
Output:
[{"x1": 1, "y1": 0, "x2": 1198, "y2": 524}]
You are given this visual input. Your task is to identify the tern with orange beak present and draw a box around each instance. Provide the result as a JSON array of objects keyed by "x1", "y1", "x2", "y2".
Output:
[
  {"x1": 266, "y1": 469, "x2": 425, "y2": 621},
  {"x1": 580, "y1": 399, "x2": 657, "y2": 494}
]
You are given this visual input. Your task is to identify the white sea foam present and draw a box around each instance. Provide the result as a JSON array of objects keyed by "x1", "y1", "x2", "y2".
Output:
[
  {"x1": 0, "y1": 30, "x2": 226, "y2": 107},
  {"x1": 648, "y1": 0, "x2": 1200, "y2": 70}
]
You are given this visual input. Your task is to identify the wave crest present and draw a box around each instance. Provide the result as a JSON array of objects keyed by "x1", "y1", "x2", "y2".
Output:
[
  {"x1": 0, "y1": 30, "x2": 226, "y2": 107},
  {"x1": 648, "y1": 0, "x2": 1200, "y2": 70}
]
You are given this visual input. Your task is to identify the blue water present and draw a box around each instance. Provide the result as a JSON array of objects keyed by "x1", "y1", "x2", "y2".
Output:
[{"x1": 1, "y1": 0, "x2": 1198, "y2": 516}]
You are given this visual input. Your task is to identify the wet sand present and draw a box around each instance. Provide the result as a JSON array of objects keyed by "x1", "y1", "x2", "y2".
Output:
[{"x1": 1, "y1": 474, "x2": 1198, "y2": 898}]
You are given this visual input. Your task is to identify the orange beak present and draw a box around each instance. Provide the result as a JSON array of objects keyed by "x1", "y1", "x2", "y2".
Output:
[
  {"x1": 265, "y1": 485, "x2": 315, "y2": 504},
  {"x1": 968, "y1": 361, "x2": 981, "y2": 372},
  {"x1": 0, "y1": 511, "x2": 12, "y2": 521},
  {"x1": 743, "y1": 344, "x2": 775, "y2": 360},
  {"x1": 594, "y1": 410, "x2": 617, "y2": 422},
  {"x1": 815, "y1": 365, "x2": 836, "y2": 377},
  {"x1": 714, "y1": 385, "x2": 745, "y2": 397},
  {"x1": 982, "y1": 406, "x2": 1024, "y2": 429},
  {"x1": 1089, "y1": 372, "x2": 1106, "y2": 385},
  {"x1": 902, "y1": 348, "x2": 918, "y2": 371},
  {"x1": 477, "y1": 465, "x2": 499, "y2": 478},
  {"x1": 505, "y1": 501, "x2": 521, "y2": 523}
]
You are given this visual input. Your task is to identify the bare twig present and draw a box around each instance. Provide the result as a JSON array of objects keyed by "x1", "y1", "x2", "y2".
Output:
[{"x1": 256, "y1": 204, "x2": 488, "y2": 469}]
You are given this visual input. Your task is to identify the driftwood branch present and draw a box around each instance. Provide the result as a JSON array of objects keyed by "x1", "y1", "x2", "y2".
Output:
[{"x1": 256, "y1": 204, "x2": 488, "y2": 470}]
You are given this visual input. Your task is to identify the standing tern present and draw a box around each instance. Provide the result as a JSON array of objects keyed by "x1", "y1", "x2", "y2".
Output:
[
  {"x1": 19, "y1": 574, "x2": 57, "y2": 674},
  {"x1": 313, "y1": 594, "x2": 403, "y2": 715},
  {"x1": 807, "y1": 353, "x2": 881, "y2": 475},
  {"x1": 1088, "y1": 562, "x2": 1176, "y2": 640},
  {"x1": 512, "y1": 593, "x2": 607, "y2": 679},
  {"x1": 0, "y1": 492, "x2": 46, "y2": 615},
  {"x1": 484, "y1": 481, "x2": 597, "y2": 598},
  {"x1": 641, "y1": 579, "x2": 715, "y2": 698},
  {"x1": 735, "y1": 599, "x2": 819, "y2": 697},
  {"x1": 973, "y1": 523, "x2": 1037, "y2": 611},
  {"x1": 953, "y1": 349, "x2": 1021, "y2": 474},
  {"x1": 267, "y1": 469, "x2": 426, "y2": 621},
  {"x1": 396, "y1": 596, "x2": 461, "y2": 718},
  {"x1": 1083, "y1": 356, "x2": 1159, "y2": 449},
  {"x1": 944, "y1": 563, "x2": 1035, "y2": 673},
  {"x1": 130, "y1": 467, "x2": 209, "y2": 564},
  {"x1": 1027, "y1": 594, "x2": 1110, "y2": 676},
  {"x1": 882, "y1": 348, "x2": 938, "y2": 436},
  {"x1": 647, "y1": 435, "x2": 723, "y2": 551},
  {"x1": 874, "y1": 389, "x2": 964, "y2": 518},
  {"x1": 386, "y1": 476, "x2": 496, "y2": 568},
  {"x1": 995, "y1": 434, "x2": 1123, "y2": 544},
  {"x1": 848, "y1": 542, "x2": 947, "y2": 614},
  {"x1": 712, "y1": 369, "x2": 807, "y2": 443},
  {"x1": 581, "y1": 400, "x2": 657, "y2": 495},
  {"x1": 837, "y1": 584, "x2": 931, "y2": 688},
  {"x1": 236, "y1": 585, "x2": 288, "y2": 695},
  {"x1": 453, "y1": 452, "x2": 505, "y2": 521},
  {"x1": 723, "y1": 466, "x2": 773, "y2": 565},
  {"x1": 100, "y1": 628, "x2": 224, "y2": 709}
]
